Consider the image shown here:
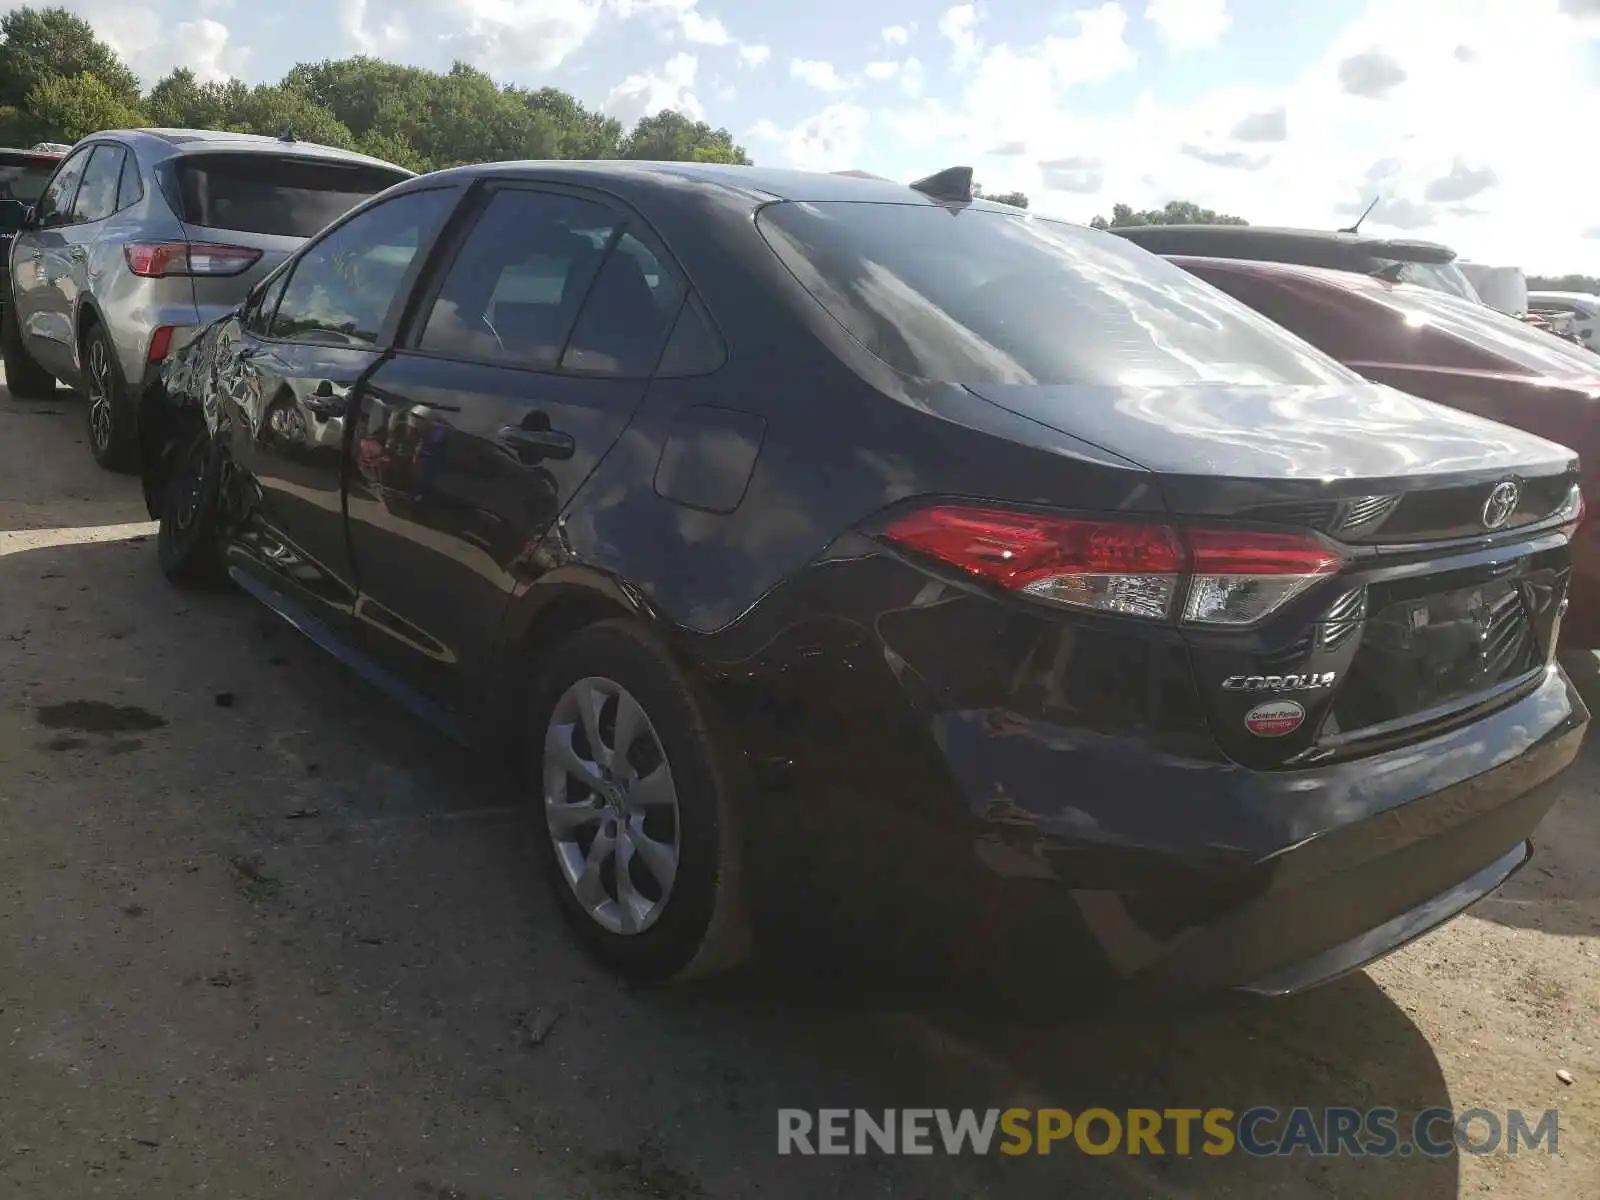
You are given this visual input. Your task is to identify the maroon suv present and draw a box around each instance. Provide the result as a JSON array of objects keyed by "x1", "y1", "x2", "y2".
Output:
[{"x1": 1173, "y1": 255, "x2": 1597, "y2": 644}]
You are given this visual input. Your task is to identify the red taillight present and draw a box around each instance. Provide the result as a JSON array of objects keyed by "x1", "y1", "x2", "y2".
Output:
[
  {"x1": 124, "y1": 242, "x2": 262, "y2": 278},
  {"x1": 880, "y1": 504, "x2": 1346, "y2": 625},
  {"x1": 147, "y1": 325, "x2": 174, "y2": 363}
]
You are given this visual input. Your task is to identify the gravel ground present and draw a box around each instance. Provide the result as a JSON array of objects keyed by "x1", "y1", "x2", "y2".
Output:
[{"x1": 0, "y1": 380, "x2": 1595, "y2": 1199}]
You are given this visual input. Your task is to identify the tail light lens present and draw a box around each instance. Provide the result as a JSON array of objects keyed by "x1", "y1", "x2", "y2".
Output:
[
  {"x1": 880, "y1": 504, "x2": 1346, "y2": 626},
  {"x1": 1183, "y1": 528, "x2": 1345, "y2": 625},
  {"x1": 124, "y1": 242, "x2": 262, "y2": 278}
]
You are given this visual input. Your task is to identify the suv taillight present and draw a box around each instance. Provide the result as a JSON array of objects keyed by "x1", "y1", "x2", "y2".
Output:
[
  {"x1": 880, "y1": 504, "x2": 1345, "y2": 626},
  {"x1": 124, "y1": 242, "x2": 261, "y2": 278}
]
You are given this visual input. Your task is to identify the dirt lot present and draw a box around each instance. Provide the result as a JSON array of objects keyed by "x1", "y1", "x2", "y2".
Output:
[{"x1": 0, "y1": 379, "x2": 1595, "y2": 1199}]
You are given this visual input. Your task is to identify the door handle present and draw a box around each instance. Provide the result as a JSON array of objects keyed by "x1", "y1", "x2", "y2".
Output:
[
  {"x1": 497, "y1": 425, "x2": 575, "y2": 462},
  {"x1": 304, "y1": 379, "x2": 349, "y2": 417}
]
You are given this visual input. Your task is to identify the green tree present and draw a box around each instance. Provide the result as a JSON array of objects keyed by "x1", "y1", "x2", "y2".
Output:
[
  {"x1": 690, "y1": 144, "x2": 745, "y2": 165},
  {"x1": 0, "y1": 6, "x2": 140, "y2": 111},
  {"x1": 975, "y1": 185, "x2": 1029, "y2": 208},
  {"x1": 225, "y1": 83, "x2": 356, "y2": 147},
  {"x1": 14, "y1": 71, "x2": 145, "y2": 144},
  {"x1": 621, "y1": 110, "x2": 749, "y2": 164},
  {"x1": 1528, "y1": 274, "x2": 1600, "y2": 293},
  {"x1": 1090, "y1": 199, "x2": 1247, "y2": 229},
  {"x1": 144, "y1": 69, "x2": 244, "y2": 129}
]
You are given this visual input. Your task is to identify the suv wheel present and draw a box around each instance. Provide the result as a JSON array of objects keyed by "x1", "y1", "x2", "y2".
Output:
[
  {"x1": 83, "y1": 321, "x2": 137, "y2": 471},
  {"x1": 529, "y1": 620, "x2": 750, "y2": 981},
  {"x1": 1, "y1": 302, "x2": 56, "y2": 400}
]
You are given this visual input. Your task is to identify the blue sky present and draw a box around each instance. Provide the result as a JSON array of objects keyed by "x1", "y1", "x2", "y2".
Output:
[{"x1": 62, "y1": 0, "x2": 1600, "y2": 272}]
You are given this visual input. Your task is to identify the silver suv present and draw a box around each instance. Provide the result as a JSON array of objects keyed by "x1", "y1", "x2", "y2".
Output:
[{"x1": 3, "y1": 129, "x2": 411, "y2": 469}]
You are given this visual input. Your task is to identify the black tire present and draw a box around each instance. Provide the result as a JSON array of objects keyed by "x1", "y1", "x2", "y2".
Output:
[
  {"x1": 527, "y1": 619, "x2": 750, "y2": 981},
  {"x1": 82, "y1": 320, "x2": 138, "y2": 472},
  {"x1": 156, "y1": 425, "x2": 226, "y2": 586},
  {"x1": 1, "y1": 301, "x2": 56, "y2": 399}
]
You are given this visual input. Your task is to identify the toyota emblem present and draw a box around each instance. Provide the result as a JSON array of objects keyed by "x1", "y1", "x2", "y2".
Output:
[{"x1": 1482, "y1": 480, "x2": 1520, "y2": 530}]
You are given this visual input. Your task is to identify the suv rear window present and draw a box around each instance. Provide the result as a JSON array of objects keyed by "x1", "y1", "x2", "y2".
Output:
[
  {"x1": 757, "y1": 201, "x2": 1356, "y2": 387},
  {"x1": 175, "y1": 153, "x2": 409, "y2": 238},
  {"x1": 0, "y1": 156, "x2": 58, "y2": 206}
]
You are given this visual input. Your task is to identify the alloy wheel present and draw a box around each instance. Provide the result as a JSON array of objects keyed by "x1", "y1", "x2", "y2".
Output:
[
  {"x1": 86, "y1": 337, "x2": 113, "y2": 453},
  {"x1": 543, "y1": 676, "x2": 681, "y2": 935}
]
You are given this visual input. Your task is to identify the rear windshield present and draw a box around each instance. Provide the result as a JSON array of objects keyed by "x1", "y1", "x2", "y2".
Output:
[
  {"x1": 757, "y1": 201, "x2": 1357, "y2": 387},
  {"x1": 1380, "y1": 258, "x2": 1480, "y2": 302},
  {"x1": 1378, "y1": 286, "x2": 1600, "y2": 380},
  {"x1": 0, "y1": 157, "x2": 57, "y2": 206},
  {"x1": 175, "y1": 153, "x2": 409, "y2": 238}
]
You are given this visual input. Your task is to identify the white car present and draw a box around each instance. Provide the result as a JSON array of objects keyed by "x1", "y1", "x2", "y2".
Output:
[{"x1": 1529, "y1": 290, "x2": 1600, "y2": 347}]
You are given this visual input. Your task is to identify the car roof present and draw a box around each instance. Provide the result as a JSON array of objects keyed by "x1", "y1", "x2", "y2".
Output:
[
  {"x1": 398, "y1": 159, "x2": 1037, "y2": 213},
  {"x1": 85, "y1": 129, "x2": 413, "y2": 174},
  {"x1": 1112, "y1": 222, "x2": 1459, "y2": 264},
  {"x1": 0, "y1": 147, "x2": 63, "y2": 164},
  {"x1": 1169, "y1": 254, "x2": 1400, "y2": 295}
]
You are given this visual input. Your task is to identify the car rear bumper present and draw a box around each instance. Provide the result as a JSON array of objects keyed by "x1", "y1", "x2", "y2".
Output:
[{"x1": 928, "y1": 662, "x2": 1585, "y2": 996}]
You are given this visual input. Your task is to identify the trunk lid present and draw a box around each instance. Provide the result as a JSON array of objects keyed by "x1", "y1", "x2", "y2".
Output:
[{"x1": 965, "y1": 380, "x2": 1581, "y2": 768}]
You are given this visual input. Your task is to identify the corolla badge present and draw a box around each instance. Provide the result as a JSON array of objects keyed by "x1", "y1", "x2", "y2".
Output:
[
  {"x1": 1222, "y1": 672, "x2": 1337, "y2": 692},
  {"x1": 1482, "y1": 480, "x2": 1520, "y2": 531}
]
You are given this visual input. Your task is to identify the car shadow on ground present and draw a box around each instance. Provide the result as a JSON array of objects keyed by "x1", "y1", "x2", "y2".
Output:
[
  {"x1": 0, "y1": 525, "x2": 1476, "y2": 1199},
  {"x1": 1468, "y1": 649, "x2": 1600, "y2": 941}
]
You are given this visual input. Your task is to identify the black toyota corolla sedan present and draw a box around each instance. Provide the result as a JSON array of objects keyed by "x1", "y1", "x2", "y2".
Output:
[{"x1": 139, "y1": 160, "x2": 1588, "y2": 997}]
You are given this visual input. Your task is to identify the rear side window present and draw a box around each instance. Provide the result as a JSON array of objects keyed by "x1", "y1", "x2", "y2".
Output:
[
  {"x1": 73, "y1": 145, "x2": 125, "y2": 223},
  {"x1": 175, "y1": 153, "x2": 410, "y2": 238},
  {"x1": 758, "y1": 202, "x2": 1356, "y2": 387},
  {"x1": 116, "y1": 156, "x2": 144, "y2": 211},
  {"x1": 561, "y1": 232, "x2": 685, "y2": 376},
  {"x1": 417, "y1": 189, "x2": 619, "y2": 370}
]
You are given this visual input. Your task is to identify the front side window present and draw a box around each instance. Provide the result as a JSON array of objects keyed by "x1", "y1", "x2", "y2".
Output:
[
  {"x1": 73, "y1": 145, "x2": 126, "y2": 223},
  {"x1": 243, "y1": 268, "x2": 290, "y2": 337},
  {"x1": 417, "y1": 189, "x2": 620, "y2": 370},
  {"x1": 758, "y1": 201, "x2": 1357, "y2": 387},
  {"x1": 32, "y1": 147, "x2": 91, "y2": 228},
  {"x1": 270, "y1": 187, "x2": 456, "y2": 346}
]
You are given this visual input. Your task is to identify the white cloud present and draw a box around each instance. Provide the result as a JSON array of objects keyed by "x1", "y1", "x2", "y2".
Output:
[
  {"x1": 937, "y1": 4, "x2": 982, "y2": 70},
  {"x1": 821, "y1": 0, "x2": 1600, "y2": 273},
  {"x1": 865, "y1": 60, "x2": 899, "y2": 80},
  {"x1": 1144, "y1": 0, "x2": 1231, "y2": 51},
  {"x1": 677, "y1": 8, "x2": 730, "y2": 45},
  {"x1": 790, "y1": 58, "x2": 851, "y2": 92},
  {"x1": 440, "y1": 0, "x2": 606, "y2": 74},
  {"x1": 899, "y1": 57, "x2": 926, "y2": 97},
  {"x1": 606, "y1": 51, "x2": 703, "y2": 125},
  {"x1": 749, "y1": 102, "x2": 870, "y2": 170},
  {"x1": 61, "y1": 0, "x2": 249, "y2": 84},
  {"x1": 881, "y1": 23, "x2": 911, "y2": 46},
  {"x1": 738, "y1": 43, "x2": 772, "y2": 68}
]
